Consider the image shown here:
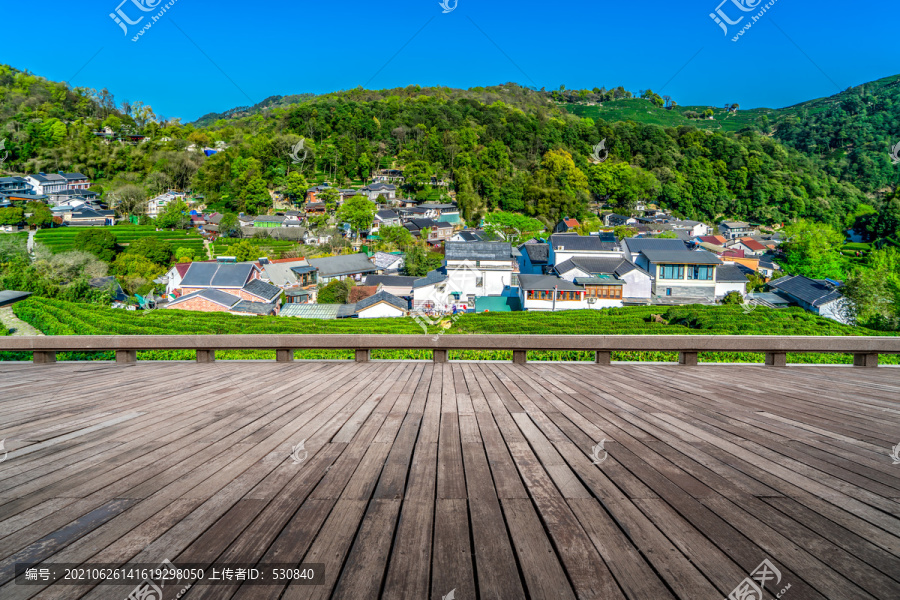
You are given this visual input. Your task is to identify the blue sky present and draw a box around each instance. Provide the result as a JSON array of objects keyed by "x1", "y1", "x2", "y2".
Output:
[{"x1": 5, "y1": 0, "x2": 897, "y2": 122}]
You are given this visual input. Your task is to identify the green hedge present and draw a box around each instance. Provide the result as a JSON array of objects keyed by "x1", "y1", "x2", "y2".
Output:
[{"x1": 3, "y1": 298, "x2": 895, "y2": 364}]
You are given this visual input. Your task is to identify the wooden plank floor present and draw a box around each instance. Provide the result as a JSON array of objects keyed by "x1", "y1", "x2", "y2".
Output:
[{"x1": 0, "y1": 361, "x2": 898, "y2": 599}]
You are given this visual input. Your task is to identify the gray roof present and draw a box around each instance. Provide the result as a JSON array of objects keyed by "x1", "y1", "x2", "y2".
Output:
[
  {"x1": 641, "y1": 249, "x2": 722, "y2": 265},
  {"x1": 230, "y1": 300, "x2": 277, "y2": 315},
  {"x1": 623, "y1": 238, "x2": 687, "y2": 254},
  {"x1": 413, "y1": 269, "x2": 448, "y2": 289},
  {"x1": 521, "y1": 243, "x2": 550, "y2": 265},
  {"x1": 280, "y1": 303, "x2": 343, "y2": 319},
  {"x1": 445, "y1": 241, "x2": 514, "y2": 261},
  {"x1": 721, "y1": 221, "x2": 751, "y2": 228},
  {"x1": 549, "y1": 233, "x2": 619, "y2": 252},
  {"x1": 376, "y1": 210, "x2": 400, "y2": 220},
  {"x1": 366, "y1": 183, "x2": 396, "y2": 191},
  {"x1": 574, "y1": 276, "x2": 624, "y2": 286},
  {"x1": 242, "y1": 279, "x2": 282, "y2": 302},
  {"x1": 254, "y1": 215, "x2": 285, "y2": 223},
  {"x1": 365, "y1": 274, "x2": 417, "y2": 289},
  {"x1": 169, "y1": 288, "x2": 241, "y2": 308},
  {"x1": 262, "y1": 260, "x2": 309, "y2": 287},
  {"x1": 518, "y1": 274, "x2": 583, "y2": 291},
  {"x1": 716, "y1": 264, "x2": 751, "y2": 282},
  {"x1": 353, "y1": 290, "x2": 408, "y2": 313},
  {"x1": 372, "y1": 252, "x2": 403, "y2": 270},
  {"x1": 0, "y1": 290, "x2": 32, "y2": 307},
  {"x1": 180, "y1": 262, "x2": 255, "y2": 288},
  {"x1": 307, "y1": 254, "x2": 377, "y2": 278},
  {"x1": 768, "y1": 275, "x2": 843, "y2": 307},
  {"x1": 556, "y1": 256, "x2": 648, "y2": 278}
]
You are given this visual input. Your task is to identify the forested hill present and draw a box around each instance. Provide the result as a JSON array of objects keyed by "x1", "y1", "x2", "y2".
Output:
[{"x1": 1, "y1": 64, "x2": 897, "y2": 235}]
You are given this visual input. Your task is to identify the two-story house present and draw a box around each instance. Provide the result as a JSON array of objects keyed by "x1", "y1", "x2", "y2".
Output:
[
  {"x1": 718, "y1": 221, "x2": 756, "y2": 240},
  {"x1": 25, "y1": 173, "x2": 68, "y2": 197},
  {"x1": 639, "y1": 248, "x2": 723, "y2": 303},
  {"x1": 443, "y1": 241, "x2": 520, "y2": 307},
  {"x1": 555, "y1": 256, "x2": 652, "y2": 304},
  {"x1": 362, "y1": 183, "x2": 397, "y2": 202}
]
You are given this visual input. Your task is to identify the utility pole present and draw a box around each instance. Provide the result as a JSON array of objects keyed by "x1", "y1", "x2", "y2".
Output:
[{"x1": 552, "y1": 285, "x2": 557, "y2": 312}]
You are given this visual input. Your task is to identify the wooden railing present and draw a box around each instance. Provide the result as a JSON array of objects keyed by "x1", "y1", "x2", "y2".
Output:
[{"x1": 1, "y1": 335, "x2": 898, "y2": 367}]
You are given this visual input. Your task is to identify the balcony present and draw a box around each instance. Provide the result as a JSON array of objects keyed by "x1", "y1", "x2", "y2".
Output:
[{"x1": 0, "y1": 336, "x2": 898, "y2": 598}]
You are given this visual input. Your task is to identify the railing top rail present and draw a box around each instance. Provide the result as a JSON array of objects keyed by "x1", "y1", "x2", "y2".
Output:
[{"x1": 1, "y1": 334, "x2": 898, "y2": 353}]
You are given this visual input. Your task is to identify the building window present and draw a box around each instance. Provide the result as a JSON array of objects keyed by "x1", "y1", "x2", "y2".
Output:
[
  {"x1": 666, "y1": 288, "x2": 672, "y2": 296},
  {"x1": 688, "y1": 265, "x2": 714, "y2": 280},
  {"x1": 511, "y1": 274, "x2": 519, "y2": 287},
  {"x1": 659, "y1": 265, "x2": 685, "y2": 280}
]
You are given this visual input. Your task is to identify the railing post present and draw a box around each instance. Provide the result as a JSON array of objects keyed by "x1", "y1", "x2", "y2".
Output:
[
  {"x1": 355, "y1": 349, "x2": 371, "y2": 362},
  {"x1": 276, "y1": 349, "x2": 294, "y2": 362},
  {"x1": 512, "y1": 350, "x2": 527, "y2": 365},
  {"x1": 433, "y1": 349, "x2": 448, "y2": 363},
  {"x1": 196, "y1": 349, "x2": 216, "y2": 363},
  {"x1": 765, "y1": 352, "x2": 786, "y2": 367},
  {"x1": 33, "y1": 351, "x2": 56, "y2": 364},
  {"x1": 853, "y1": 353, "x2": 878, "y2": 368},
  {"x1": 678, "y1": 352, "x2": 698, "y2": 366},
  {"x1": 115, "y1": 350, "x2": 137, "y2": 364},
  {"x1": 595, "y1": 351, "x2": 611, "y2": 365}
]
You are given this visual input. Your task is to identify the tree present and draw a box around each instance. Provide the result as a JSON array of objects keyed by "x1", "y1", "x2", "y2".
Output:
[
  {"x1": 26, "y1": 203, "x2": 53, "y2": 228},
  {"x1": 378, "y1": 225, "x2": 415, "y2": 250},
  {"x1": 655, "y1": 231, "x2": 679, "y2": 239},
  {"x1": 483, "y1": 211, "x2": 545, "y2": 244},
  {"x1": 317, "y1": 279, "x2": 353, "y2": 304},
  {"x1": 228, "y1": 240, "x2": 257, "y2": 262},
  {"x1": 109, "y1": 185, "x2": 148, "y2": 216},
  {"x1": 155, "y1": 199, "x2": 191, "y2": 230},
  {"x1": 283, "y1": 171, "x2": 309, "y2": 204},
  {"x1": 612, "y1": 225, "x2": 638, "y2": 241},
  {"x1": 780, "y1": 220, "x2": 846, "y2": 280},
  {"x1": 126, "y1": 237, "x2": 173, "y2": 265},
  {"x1": 0, "y1": 207, "x2": 24, "y2": 226},
  {"x1": 337, "y1": 194, "x2": 376, "y2": 239},
  {"x1": 219, "y1": 213, "x2": 241, "y2": 237},
  {"x1": 403, "y1": 244, "x2": 443, "y2": 277},
  {"x1": 174, "y1": 247, "x2": 196, "y2": 262},
  {"x1": 112, "y1": 253, "x2": 165, "y2": 295},
  {"x1": 318, "y1": 188, "x2": 340, "y2": 212},
  {"x1": 358, "y1": 153, "x2": 372, "y2": 182},
  {"x1": 840, "y1": 248, "x2": 900, "y2": 330},
  {"x1": 74, "y1": 229, "x2": 118, "y2": 262},
  {"x1": 242, "y1": 177, "x2": 271, "y2": 215}
]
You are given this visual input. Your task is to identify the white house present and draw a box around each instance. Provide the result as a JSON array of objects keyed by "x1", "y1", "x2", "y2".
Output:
[
  {"x1": 714, "y1": 264, "x2": 750, "y2": 299},
  {"x1": 412, "y1": 270, "x2": 453, "y2": 312},
  {"x1": 555, "y1": 256, "x2": 652, "y2": 304},
  {"x1": 767, "y1": 275, "x2": 849, "y2": 324},
  {"x1": 362, "y1": 183, "x2": 397, "y2": 202},
  {"x1": 718, "y1": 221, "x2": 756, "y2": 240},
  {"x1": 517, "y1": 274, "x2": 624, "y2": 311},
  {"x1": 352, "y1": 290, "x2": 408, "y2": 318},
  {"x1": 25, "y1": 173, "x2": 67, "y2": 196},
  {"x1": 444, "y1": 241, "x2": 520, "y2": 306},
  {"x1": 370, "y1": 209, "x2": 401, "y2": 235},
  {"x1": 639, "y1": 248, "x2": 724, "y2": 303},
  {"x1": 622, "y1": 238, "x2": 687, "y2": 265}
]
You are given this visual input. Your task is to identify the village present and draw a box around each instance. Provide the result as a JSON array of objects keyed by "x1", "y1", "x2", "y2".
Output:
[{"x1": 0, "y1": 169, "x2": 847, "y2": 324}]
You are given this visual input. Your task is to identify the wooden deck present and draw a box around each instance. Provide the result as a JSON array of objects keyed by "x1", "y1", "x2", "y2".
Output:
[{"x1": 0, "y1": 361, "x2": 898, "y2": 599}]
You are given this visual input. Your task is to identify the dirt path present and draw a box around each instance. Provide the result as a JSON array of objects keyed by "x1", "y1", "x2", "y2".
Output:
[{"x1": 0, "y1": 306, "x2": 43, "y2": 336}]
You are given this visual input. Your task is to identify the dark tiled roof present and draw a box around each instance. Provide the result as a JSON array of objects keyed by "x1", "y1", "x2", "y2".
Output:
[
  {"x1": 549, "y1": 234, "x2": 618, "y2": 252},
  {"x1": 376, "y1": 210, "x2": 400, "y2": 220},
  {"x1": 556, "y1": 256, "x2": 648, "y2": 278},
  {"x1": 254, "y1": 215, "x2": 285, "y2": 223},
  {"x1": 768, "y1": 275, "x2": 843, "y2": 307},
  {"x1": 242, "y1": 279, "x2": 281, "y2": 302},
  {"x1": 230, "y1": 300, "x2": 277, "y2": 315},
  {"x1": 307, "y1": 254, "x2": 377, "y2": 278},
  {"x1": 623, "y1": 238, "x2": 687, "y2": 254},
  {"x1": 169, "y1": 288, "x2": 241, "y2": 308},
  {"x1": 518, "y1": 274, "x2": 583, "y2": 291},
  {"x1": 365, "y1": 275, "x2": 417, "y2": 288},
  {"x1": 521, "y1": 243, "x2": 550, "y2": 264},
  {"x1": 641, "y1": 249, "x2": 722, "y2": 265},
  {"x1": 716, "y1": 264, "x2": 751, "y2": 282},
  {"x1": 413, "y1": 269, "x2": 448, "y2": 289},
  {"x1": 354, "y1": 290, "x2": 408, "y2": 313},
  {"x1": 445, "y1": 241, "x2": 514, "y2": 261}
]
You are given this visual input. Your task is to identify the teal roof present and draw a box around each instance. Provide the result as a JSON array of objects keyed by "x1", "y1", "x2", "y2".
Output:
[
  {"x1": 437, "y1": 213, "x2": 462, "y2": 224},
  {"x1": 474, "y1": 296, "x2": 522, "y2": 312}
]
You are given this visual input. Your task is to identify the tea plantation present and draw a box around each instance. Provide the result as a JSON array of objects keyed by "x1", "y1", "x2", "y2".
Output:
[{"x1": 4, "y1": 297, "x2": 896, "y2": 364}]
